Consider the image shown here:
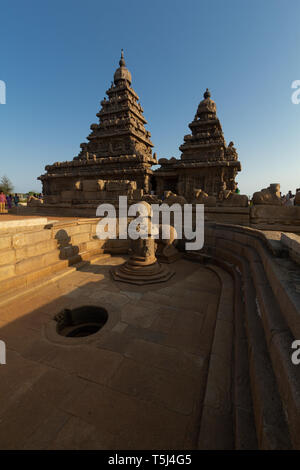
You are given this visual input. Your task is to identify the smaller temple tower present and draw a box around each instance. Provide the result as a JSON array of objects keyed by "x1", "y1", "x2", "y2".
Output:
[{"x1": 155, "y1": 89, "x2": 241, "y2": 199}]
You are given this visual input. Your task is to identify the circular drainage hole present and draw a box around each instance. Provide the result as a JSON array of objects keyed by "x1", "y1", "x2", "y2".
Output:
[{"x1": 54, "y1": 306, "x2": 108, "y2": 338}]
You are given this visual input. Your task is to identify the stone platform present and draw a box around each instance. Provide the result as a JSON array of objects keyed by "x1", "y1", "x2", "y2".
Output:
[{"x1": 0, "y1": 256, "x2": 222, "y2": 449}]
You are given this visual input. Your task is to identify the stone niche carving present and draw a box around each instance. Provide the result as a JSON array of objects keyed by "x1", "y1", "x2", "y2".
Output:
[
  {"x1": 80, "y1": 180, "x2": 106, "y2": 192},
  {"x1": 192, "y1": 189, "x2": 216, "y2": 206},
  {"x1": 217, "y1": 182, "x2": 248, "y2": 207},
  {"x1": 106, "y1": 180, "x2": 136, "y2": 192},
  {"x1": 252, "y1": 183, "x2": 283, "y2": 206},
  {"x1": 72, "y1": 179, "x2": 139, "y2": 200},
  {"x1": 164, "y1": 191, "x2": 187, "y2": 206}
]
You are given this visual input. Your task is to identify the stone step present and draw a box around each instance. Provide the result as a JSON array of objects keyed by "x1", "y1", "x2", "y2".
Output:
[
  {"x1": 213, "y1": 243, "x2": 293, "y2": 449},
  {"x1": 197, "y1": 264, "x2": 235, "y2": 449},
  {"x1": 0, "y1": 239, "x2": 58, "y2": 266},
  {"x1": 0, "y1": 252, "x2": 111, "y2": 306}
]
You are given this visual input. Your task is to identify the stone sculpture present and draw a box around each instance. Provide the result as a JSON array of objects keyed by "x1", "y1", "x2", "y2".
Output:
[
  {"x1": 252, "y1": 184, "x2": 283, "y2": 206},
  {"x1": 27, "y1": 195, "x2": 43, "y2": 206},
  {"x1": 155, "y1": 224, "x2": 181, "y2": 263},
  {"x1": 193, "y1": 189, "x2": 216, "y2": 206},
  {"x1": 218, "y1": 182, "x2": 248, "y2": 207},
  {"x1": 111, "y1": 202, "x2": 174, "y2": 284},
  {"x1": 164, "y1": 191, "x2": 187, "y2": 206}
]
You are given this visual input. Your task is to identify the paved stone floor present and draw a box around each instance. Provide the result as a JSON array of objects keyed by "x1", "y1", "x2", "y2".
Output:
[{"x1": 0, "y1": 256, "x2": 221, "y2": 449}]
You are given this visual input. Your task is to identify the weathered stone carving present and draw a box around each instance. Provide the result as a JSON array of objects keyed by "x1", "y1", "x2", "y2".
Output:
[
  {"x1": 193, "y1": 189, "x2": 216, "y2": 206},
  {"x1": 156, "y1": 224, "x2": 181, "y2": 263},
  {"x1": 142, "y1": 194, "x2": 162, "y2": 204},
  {"x1": 225, "y1": 141, "x2": 238, "y2": 161},
  {"x1": 27, "y1": 195, "x2": 43, "y2": 206},
  {"x1": 164, "y1": 191, "x2": 187, "y2": 206},
  {"x1": 111, "y1": 202, "x2": 174, "y2": 284},
  {"x1": 218, "y1": 182, "x2": 248, "y2": 207},
  {"x1": 252, "y1": 184, "x2": 283, "y2": 206}
]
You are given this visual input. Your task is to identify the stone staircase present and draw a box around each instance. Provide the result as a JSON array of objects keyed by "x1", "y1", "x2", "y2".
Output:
[
  {"x1": 0, "y1": 218, "x2": 125, "y2": 303},
  {"x1": 196, "y1": 223, "x2": 300, "y2": 449}
]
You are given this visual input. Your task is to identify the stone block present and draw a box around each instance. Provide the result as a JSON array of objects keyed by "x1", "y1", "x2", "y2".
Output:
[
  {"x1": 281, "y1": 233, "x2": 300, "y2": 265},
  {"x1": 0, "y1": 235, "x2": 12, "y2": 250},
  {"x1": 15, "y1": 255, "x2": 43, "y2": 276},
  {"x1": 84, "y1": 239, "x2": 106, "y2": 251},
  {"x1": 71, "y1": 232, "x2": 91, "y2": 245},
  {"x1": 0, "y1": 249, "x2": 15, "y2": 266},
  {"x1": 15, "y1": 250, "x2": 61, "y2": 276},
  {"x1": 106, "y1": 181, "x2": 124, "y2": 191},
  {"x1": 131, "y1": 189, "x2": 143, "y2": 199},
  {"x1": 83, "y1": 191, "x2": 101, "y2": 201},
  {"x1": 0, "y1": 272, "x2": 27, "y2": 292},
  {"x1": 0, "y1": 263, "x2": 15, "y2": 281},
  {"x1": 43, "y1": 195, "x2": 61, "y2": 204},
  {"x1": 52, "y1": 223, "x2": 91, "y2": 239},
  {"x1": 13, "y1": 230, "x2": 52, "y2": 248},
  {"x1": 15, "y1": 240, "x2": 57, "y2": 261},
  {"x1": 61, "y1": 191, "x2": 76, "y2": 202},
  {"x1": 250, "y1": 205, "x2": 300, "y2": 226},
  {"x1": 81, "y1": 180, "x2": 104, "y2": 192},
  {"x1": 98, "y1": 191, "x2": 109, "y2": 200}
]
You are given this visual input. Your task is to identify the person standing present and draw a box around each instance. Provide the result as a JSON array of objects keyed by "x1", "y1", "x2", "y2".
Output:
[
  {"x1": 13, "y1": 194, "x2": 19, "y2": 207},
  {"x1": 285, "y1": 190, "x2": 295, "y2": 206},
  {"x1": 6, "y1": 194, "x2": 12, "y2": 209},
  {"x1": 0, "y1": 191, "x2": 6, "y2": 213}
]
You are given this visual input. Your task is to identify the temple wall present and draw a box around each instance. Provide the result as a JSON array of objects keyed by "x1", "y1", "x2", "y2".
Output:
[
  {"x1": 11, "y1": 203, "x2": 300, "y2": 233},
  {"x1": 196, "y1": 223, "x2": 300, "y2": 449},
  {"x1": 0, "y1": 218, "x2": 130, "y2": 301}
]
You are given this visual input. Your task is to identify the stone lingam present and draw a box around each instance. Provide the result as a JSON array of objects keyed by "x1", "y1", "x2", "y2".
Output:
[{"x1": 111, "y1": 202, "x2": 174, "y2": 285}]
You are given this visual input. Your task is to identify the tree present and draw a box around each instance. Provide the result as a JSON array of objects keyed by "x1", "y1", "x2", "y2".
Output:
[{"x1": 0, "y1": 175, "x2": 14, "y2": 194}]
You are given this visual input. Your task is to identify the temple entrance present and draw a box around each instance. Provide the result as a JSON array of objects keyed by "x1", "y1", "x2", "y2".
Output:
[{"x1": 162, "y1": 177, "x2": 178, "y2": 194}]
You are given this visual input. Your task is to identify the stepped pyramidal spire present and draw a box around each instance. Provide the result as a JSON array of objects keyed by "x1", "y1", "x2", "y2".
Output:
[
  {"x1": 39, "y1": 51, "x2": 157, "y2": 196},
  {"x1": 155, "y1": 88, "x2": 241, "y2": 198},
  {"x1": 75, "y1": 49, "x2": 155, "y2": 167}
]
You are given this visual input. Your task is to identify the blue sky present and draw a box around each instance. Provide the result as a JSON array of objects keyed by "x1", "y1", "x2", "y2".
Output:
[{"x1": 0, "y1": 0, "x2": 300, "y2": 195}]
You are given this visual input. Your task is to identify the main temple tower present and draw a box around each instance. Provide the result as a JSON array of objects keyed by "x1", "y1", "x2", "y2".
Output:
[{"x1": 39, "y1": 51, "x2": 157, "y2": 197}]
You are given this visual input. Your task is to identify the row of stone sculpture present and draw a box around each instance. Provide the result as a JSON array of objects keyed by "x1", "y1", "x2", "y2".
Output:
[
  {"x1": 162, "y1": 183, "x2": 300, "y2": 207},
  {"x1": 28, "y1": 179, "x2": 300, "y2": 209}
]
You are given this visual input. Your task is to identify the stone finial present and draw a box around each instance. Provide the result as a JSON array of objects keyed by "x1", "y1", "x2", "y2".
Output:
[
  {"x1": 119, "y1": 49, "x2": 126, "y2": 67},
  {"x1": 204, "y1": 88, "x2": 211, "y2": 99}
]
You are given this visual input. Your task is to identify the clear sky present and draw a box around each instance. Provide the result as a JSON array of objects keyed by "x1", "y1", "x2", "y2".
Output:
[{"x1": 0, "y1": 0, "x2": 300, "y2": 195}]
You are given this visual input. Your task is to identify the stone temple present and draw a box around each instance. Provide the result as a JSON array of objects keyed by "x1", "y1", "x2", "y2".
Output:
[
  {"x1": 155, "y1": 88, "x2": 241, "y2": 199},
  {"x1": 1, "y1": 52, "x2": 300, "y2": 451},
  {"x1": 39, "y1": 50, "x2": 157, "y2": 206},
  {"x1": 37, "y1": 53, "x2": 242, "y2": 212}
]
